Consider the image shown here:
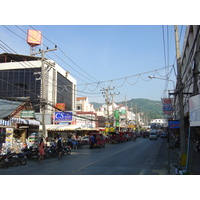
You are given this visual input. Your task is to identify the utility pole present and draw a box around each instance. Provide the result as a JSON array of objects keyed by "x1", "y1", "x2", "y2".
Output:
[
  {"x1": 101, "y1": 87, "x2": 115, "y2": 134},
  {"x1": 125, "y1": 95, "x2": 128, "y2": 130},
  {"x1": 174, "y1": 25, "x2": 186, "y2": 163},
  {"x1": 32, "y1": 47, "x2": 57, "y2": 139},
  {"x1": 110, "y1": 92, "x2": 120, "y2": 130}
]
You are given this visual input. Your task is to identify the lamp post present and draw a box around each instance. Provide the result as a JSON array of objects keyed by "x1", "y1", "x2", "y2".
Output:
[{"x1": 148, "y1": 76, "x2": 175, "y2": 89}]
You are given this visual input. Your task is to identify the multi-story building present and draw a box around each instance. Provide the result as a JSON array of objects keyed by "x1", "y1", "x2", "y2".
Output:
[
  {"x1": 174, "y1": 25, "x2": 200, "y2": 171},
  {"x1": 76, "y1": 97, "x2": 98, "y2": 129},
  {"x1": 0, "y1": 53, "x2": 77, "y2": 115},
  {"x1": 174, "y1": 26, "x2": 200, "y2": 124}
]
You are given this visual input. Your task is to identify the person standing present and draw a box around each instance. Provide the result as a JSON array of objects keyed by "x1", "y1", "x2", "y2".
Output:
[
  {"x1": 90, "y1": 135, "x2": 95, "y2": 149},
  {"x1": 38, "y1": 138, "x2": 45, "y2": 163}
]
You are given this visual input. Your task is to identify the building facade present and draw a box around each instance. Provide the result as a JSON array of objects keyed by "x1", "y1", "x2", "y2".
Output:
[{"x1": 0, "y1": 53, "x2": 77, "y2": 114}]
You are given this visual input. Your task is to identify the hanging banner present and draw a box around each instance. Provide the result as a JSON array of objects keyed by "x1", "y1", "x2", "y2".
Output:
[
  {"x1": 162, "y1": 98, "x2": 174, "y2": 115},
  {"x1": 189, "y1": 94, "x2": 200, "y2": 127}
]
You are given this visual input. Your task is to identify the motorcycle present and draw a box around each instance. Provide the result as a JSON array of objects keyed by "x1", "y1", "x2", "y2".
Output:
[
  {"x1": 15, "y1": 152, "x2": 27, "y2": 165},
  {"x1": 63, "y1": 146, "x2": 72, "y2": 155},
  {"x1": 21, "y1": 146, "x2": 39, "y2": 160}
]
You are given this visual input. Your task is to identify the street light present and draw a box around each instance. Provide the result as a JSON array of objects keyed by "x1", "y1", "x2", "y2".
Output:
[{"x1": 148, "y1": 76, "x2": 175, "y2": 89}]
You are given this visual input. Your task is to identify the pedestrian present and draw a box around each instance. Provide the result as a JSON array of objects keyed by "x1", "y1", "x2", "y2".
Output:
[
  {"x1": 90, "y1": 135, "x2": 95, "y2": 149},
  {"x1": 57, "y1": 136, "x2": 63, "y2": 159},
  {"x1": 38, "y1": 138, "x2": 45, "y2": 163}
]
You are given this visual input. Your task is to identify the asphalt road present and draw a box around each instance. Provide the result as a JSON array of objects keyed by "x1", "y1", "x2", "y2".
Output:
[{"x1": 0, "y1": 137, "x2": 169, "y2": 175}]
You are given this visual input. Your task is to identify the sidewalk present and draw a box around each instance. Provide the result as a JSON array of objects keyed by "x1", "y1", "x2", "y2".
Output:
[{"x1": 165, "y1": 144, "x2": 200, "y2": 175}]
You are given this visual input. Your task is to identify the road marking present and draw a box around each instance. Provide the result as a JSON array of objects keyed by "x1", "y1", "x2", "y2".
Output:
[{"x1": 67, "y1": 145, "x2": 133, "y2": 175}]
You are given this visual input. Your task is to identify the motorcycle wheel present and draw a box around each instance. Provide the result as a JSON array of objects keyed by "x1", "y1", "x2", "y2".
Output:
[
  {"x1": 67, "y1": 149, "x2": 71, "y2": 155},
  {"x1": 10, "y1": 157, "x2": 18, "y2": 167},
  {"x1": 19, "y1": 157, "x2": 27, "y2": 165}
]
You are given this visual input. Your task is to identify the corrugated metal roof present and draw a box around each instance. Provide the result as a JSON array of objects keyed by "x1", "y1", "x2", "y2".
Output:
[{"x1": 0, "y1": 99, "x2": 22, "y2": 119}]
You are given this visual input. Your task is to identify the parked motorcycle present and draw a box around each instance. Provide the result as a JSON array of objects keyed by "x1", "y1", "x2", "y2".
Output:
[
  {"x1": 21, "y1": 146, "x2": 39, "y2": 160},
  {"x1": 15, "y1": 152, "x2": 27, "y2": 165}
]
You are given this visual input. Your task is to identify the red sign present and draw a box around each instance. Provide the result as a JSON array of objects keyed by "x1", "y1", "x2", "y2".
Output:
[
  {"x1": 55, "y1": 103, "x2": 66, "y2": 111},
  {"x1": 162, "y1": 98, "x2": 173, "y2": 115}
]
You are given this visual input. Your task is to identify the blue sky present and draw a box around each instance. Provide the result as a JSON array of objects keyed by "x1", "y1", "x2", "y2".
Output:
[{"x1": 0, "y1": 25, "x2": 186, "y2": 103}]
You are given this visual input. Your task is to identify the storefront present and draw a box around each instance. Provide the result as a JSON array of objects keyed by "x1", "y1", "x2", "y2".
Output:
[
  {"x1": 40, "y1": 124, "x2": 99, "y2": 145},
  {"x1": 0, "y1": 118, "x2": 40, "y2": 153}
]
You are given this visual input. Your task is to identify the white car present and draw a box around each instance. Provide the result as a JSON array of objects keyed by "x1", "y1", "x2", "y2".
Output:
[{"x1": 149, "y1": 132, "x2": 158, "y2": 140}]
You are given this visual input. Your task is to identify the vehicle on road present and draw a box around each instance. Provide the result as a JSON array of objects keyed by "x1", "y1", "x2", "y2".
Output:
[
  {"x1": 89, "y1": 132, "x2": 106, "y2": 148},
  {"x1": 142, "y1": 131, "x2": 149, "y2": 138},
  {"x1": 160, "y1": 132, "x2": 167, "y2": 138},
  {"x1": 82, "y1": 135, "x2": 90, "y2": 145},
  {"x1": 149, "y1": 132, "x2": 158, "y2": 140}
]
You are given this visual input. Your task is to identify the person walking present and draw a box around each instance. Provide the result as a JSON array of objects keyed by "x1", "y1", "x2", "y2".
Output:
[
  {"x1": 38, "y1": 138, "x2": 45, "y2": 163},
  {"x1": 57, "y1": 136, "x2": 63, "y2": 159}
]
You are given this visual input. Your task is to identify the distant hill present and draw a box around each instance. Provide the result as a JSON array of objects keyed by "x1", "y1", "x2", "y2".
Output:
[{"x1": 90, "y1": 98, "x2": 162, "y2": 120}]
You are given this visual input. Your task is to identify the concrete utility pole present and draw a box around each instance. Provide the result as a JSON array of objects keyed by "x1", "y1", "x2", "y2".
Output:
[
  {"x1": 110, "y1": 92, "x2": 120, "y2": 129},
  {"x1": 174, "y1": 25, "x2": 186, "y2": 161},
  {"x1": 32, "y1": 47, "x2": 57, "y2": 139},
  {"x1": 101, "y1": 87, "x2": 115, "y2": 134}
]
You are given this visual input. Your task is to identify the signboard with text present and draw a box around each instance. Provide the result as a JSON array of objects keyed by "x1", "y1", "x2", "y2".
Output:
[
  {"x1": 54, "y1": 112, "x2": 73, "y2": 122},
  {"x1": 162, "y1": 98, "x2": 174, "y2": 115},
  {"x1": 168, "y1": 120, "x2": 180, "y2": 129}
]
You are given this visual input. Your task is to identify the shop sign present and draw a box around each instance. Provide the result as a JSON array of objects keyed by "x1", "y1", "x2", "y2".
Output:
[
  {"x1": 21, "y1": 110, "x2": 35, "y2": 118},
  {"x1": 55, "y1": 112, "x2": 73, "y2": 122},
  {"x1": 5, "y1": 128, "x2": 13, "y2": 147},
  {"x1": 55, "y1": 103, "x2": 66, "y2": 111},
  {"x1": 162, "y1": 98, "x2": 173, "y2": 115},
  {"x1": 168, "y1": 120, "x2": 180, "y2": 129}
]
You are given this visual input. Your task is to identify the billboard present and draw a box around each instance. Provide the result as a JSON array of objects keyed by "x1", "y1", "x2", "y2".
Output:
[
  {"x1": 55, "y1": 103, "x2": 66, "y2": 111},
  {"x1": 162, "y1": 98, "x2": 173, "y2": 115},
  {"x1": 54, "y1": 112, "x2": 73, "y2": 122},
  {"x1": 27, "y1": 29, "x2": 42, "y2": 47},
  {"x1": 189, "y1": 94, "x2": 200, "y2": 127}
]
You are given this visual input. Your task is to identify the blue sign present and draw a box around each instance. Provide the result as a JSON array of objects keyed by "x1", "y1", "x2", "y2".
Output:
[
  {"x1": 168, "y1": 120, "x2": 180, "y2": 129},
  {"x1": 55, "y1": 112, "x2": 73, "y2": 122}
]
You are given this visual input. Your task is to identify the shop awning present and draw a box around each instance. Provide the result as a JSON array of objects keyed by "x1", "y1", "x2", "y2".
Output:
[
  {"x1": 40, "y1": 124, "x2": 81, "y2": 131},
  {"x1": 39, "y1": 124, "x2": 99, "y2": 131}
]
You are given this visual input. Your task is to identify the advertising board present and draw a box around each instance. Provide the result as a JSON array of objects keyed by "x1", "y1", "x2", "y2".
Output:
[{"x1": 55, "y1": 112, "x2": 73, "y2": 122}]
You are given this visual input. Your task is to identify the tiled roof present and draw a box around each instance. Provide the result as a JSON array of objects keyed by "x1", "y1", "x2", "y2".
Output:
[{"x1": 76, "y1": 97, "x2": 87, "y2": 101}]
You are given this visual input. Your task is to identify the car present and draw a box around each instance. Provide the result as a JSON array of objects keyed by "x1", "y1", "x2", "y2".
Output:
[
  {"x1": 149, "y1": 132, "x2": 158, "y2": 140},
  {"x1": 142, "y1": 131, "x2": 149, "y2": 138},
  {"x1": 160, "y1": 132, "x2": 167, "y2": 138},
  {"x1": 82, "y1": 135, "x2": 90, "y2": 144}
]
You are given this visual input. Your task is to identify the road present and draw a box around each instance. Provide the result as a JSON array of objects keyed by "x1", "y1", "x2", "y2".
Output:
[{"x1": 0, "y1": 137, "x2": 169, "y2": 175}]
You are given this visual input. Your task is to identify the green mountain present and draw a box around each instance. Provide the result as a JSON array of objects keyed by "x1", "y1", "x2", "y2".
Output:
[
  {"x1": 90, "y1": 98, "x2": 162, "y2": 120},
  {"x1": 127, "y1": 98, "x2": 162, "y2": 120}
]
